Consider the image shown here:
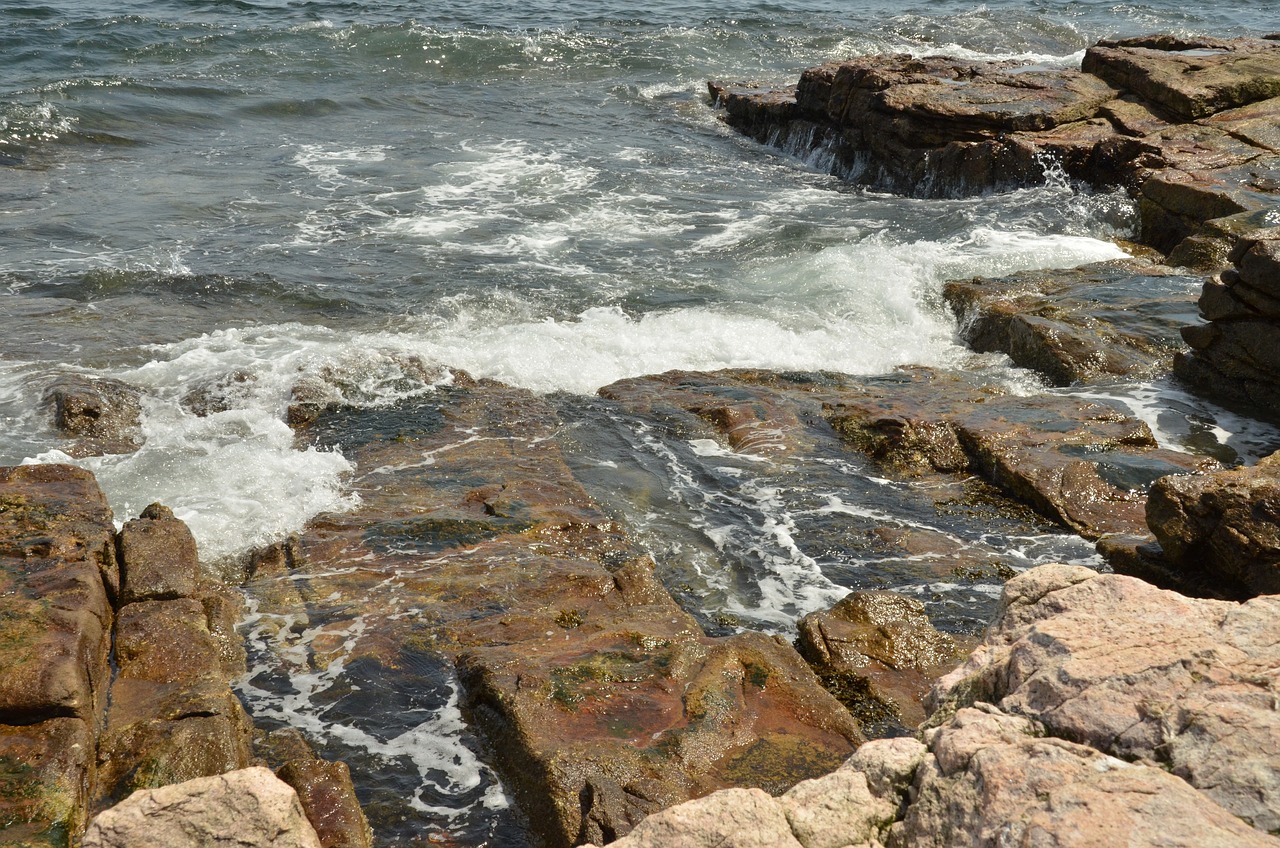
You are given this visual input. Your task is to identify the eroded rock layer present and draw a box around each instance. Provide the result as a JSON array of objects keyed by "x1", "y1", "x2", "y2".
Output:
[
  {"x1": 710, "y1": 36, "x2": 1280, "y2": 266},
  {"x1": 588, "y1": 565, "x2": 1280, "y2": 847}
]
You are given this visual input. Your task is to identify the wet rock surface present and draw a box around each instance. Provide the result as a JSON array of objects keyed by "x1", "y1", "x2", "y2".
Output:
[
  {"x1": 796, "y1": 592, "x2": 962, "y2": 730},
  {"x1": 1177, "y1": 225, "x2": 1280, "y2": 421},
  {"x1": 943, "y1": 258, "x2": 1203, "y2": 385},
  {"x1": 821, "y1": 367, "x2": 1216, "y2": 539},
  {"x1": 95, "y1": 502, "x2": 253, "y2": 811},
  {"x1": 1145, "y1": 450, "x2": 1280, "y2": 596},
  {"x1": 0, "y1": 464, "x2": 116, "y2": 844},
  {"x1": 249, "y1": 378, "x2": 863, "y2": 848},
  {"x1": 42, "y1": 375, "x2": 143, "y2": 457},
  {"x1": 254, "y1": 728, "x2": 373, "y2": 848},
  {"x1": 0, "y1": 465, "x2": 357, "y2": 847},
  {"x1": 591, "y1": 566, "x2": 1280, "y2": 847},
  {"x1": 710, "y1": 35, "x2": 1280, "y2": 267}
]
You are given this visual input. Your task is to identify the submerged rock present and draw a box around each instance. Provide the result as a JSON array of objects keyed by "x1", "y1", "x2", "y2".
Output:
[
  {"x1": 82, "y1": 767, "x2": 322, "y2": 848},
  {"x1": 943, "y1": 258, "x2": 1203, "y2": 386}
]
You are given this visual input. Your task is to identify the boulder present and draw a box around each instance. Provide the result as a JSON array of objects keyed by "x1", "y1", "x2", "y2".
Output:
[
  {"x1": 82, "y1": 767, "x2": 322, "y2": 848},
  {"x1": 42, "y1": 375, "x2": 143, "y2": 457},
  {"x1": 897, "y1": 705, "x2": 1277, "y2": 847},
  {"x1": 1176, "y1": 227, "x2": 1280, "y2": 421},
  {"x1": 588, "y1": 701, "x2": 1274, "y2": 848},
  {"x1": 117, "y1": 503, "x2": 201, "y2": 604},
  {"x1": 0, "y1": 465, "x2": 115, "y2": 721},
  {"x1": 797, "y1": 592, "x2": 959, "y2": 729},
  {"x1": 931, "y1": 565, "x2": 1280, "y2": 832},
  {"x1": 581, "y1": 788, "x2": 803, "y2": 848},
  {"x1": 1145, "y1": 451, "x2": 1280, "y2": 596},
  {"x1": 95, "y1": 597, "x2": 252, "y2": 808}
]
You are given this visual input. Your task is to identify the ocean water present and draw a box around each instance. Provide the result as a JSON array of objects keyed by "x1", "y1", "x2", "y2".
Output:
[{"x1": 4, "y1": 0, "x2": 1280, "y2": 843}]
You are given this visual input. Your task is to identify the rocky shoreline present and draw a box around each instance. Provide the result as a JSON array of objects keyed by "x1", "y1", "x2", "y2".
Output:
[{"x1": 4, "y1": 31, "x2": 1280, "y2": 848}]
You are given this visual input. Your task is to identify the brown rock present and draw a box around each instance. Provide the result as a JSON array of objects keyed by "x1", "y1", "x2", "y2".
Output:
[
  {"x1": 1237, "y1": 234, "x2": 1280, "y2": 298},
  {"x1": 943, "y1": 259, "x2": 1202, "y2": 385},
  {"x1": 797, "y1": 592, "x2": 959, "y2": 729},
  {"x1": 931, "y1": 565, "x2": 1280, "y2": 832},
  {"x1": 0, "y1": 718, "x2": 95, "y2": 847},
  {"x1": 258, "y1": 728, "x2": 372, "y2": 848},
  {"x1": 118, "y1": 502, "x2": 201, "y2": 604},
  {"x1": 460, "y1": 627, "x2": 860, "y2": 846},
  {"x1": 823, "y1": 369, "x2": 1215, "y2": 540},
  {"x1": 712, "y1": 37, "x2": 1280, "y2": 264},
  {"x1": 95, "y1": 599, "x2": 251, "y2": 808},
  {"x1": 1083, "y1": 36, "x2": 1280, "y2": 121},
  {"x1": 953, "y1": 394, "x2": 1215, "y2": 539},
  {"x1": 1145, "y1": 453, "x2": 1280, "y2": 596},
  {"x1": 247, "y1": 380, "x2": 861, "y2": 848},
  {"x1": 83, "y1": 767, "x2": 322, "y2": 848},
  {"x1": 0, "y1": 464, "x2": 116, "y2": 723},
  {"x1": 42, "y1": 376, "x2": 143, "y2": 457}
]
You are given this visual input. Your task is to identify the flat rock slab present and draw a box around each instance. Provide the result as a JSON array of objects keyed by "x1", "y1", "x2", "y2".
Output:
[
  {"x1": 711, "y1": 34, "x2": 1280, "y2": 266},
  {"x1": 944, "y1": 258, "x2": 1203, "y2": 385},
  {"x1": 254, "y1": 377, "x2": 861, "y2": 847},
  {"x1": 822, "y1": 368, "x2": 1215, "y2": 539},
  {"x1": 875, "y1": 67, "x2": 1118, "y2": 138},
  {"x1": 1083, "y1": 36, "x2": 1280, "y2": 121},
  {"x1": 931, "y1": 564, "x2": 1280, "y2": 833}
]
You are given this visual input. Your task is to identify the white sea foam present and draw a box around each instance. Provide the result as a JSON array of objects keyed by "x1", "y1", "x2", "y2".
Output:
[{"x1": 18, "y1": 325, "x2": 458, "y2": 561}]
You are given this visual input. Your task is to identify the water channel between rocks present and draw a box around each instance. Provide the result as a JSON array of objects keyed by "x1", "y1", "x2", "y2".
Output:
[{"x1": 6, "y1": 1, "x2": 1280, "y2": 844}]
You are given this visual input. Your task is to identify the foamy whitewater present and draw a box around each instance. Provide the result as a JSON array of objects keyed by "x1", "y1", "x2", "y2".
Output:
[{"x1": 4, "y1": 0, "x2": 1280, "y2": 843}]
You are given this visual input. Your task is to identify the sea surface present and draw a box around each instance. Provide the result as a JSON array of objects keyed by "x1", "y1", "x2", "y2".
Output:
[{"x1": 4, "y1": 0, "x2": 1280, "y2": 844}]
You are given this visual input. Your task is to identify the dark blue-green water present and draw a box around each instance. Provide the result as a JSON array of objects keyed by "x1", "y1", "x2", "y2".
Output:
[{"x1": 4, "y1": 1, "x2": 1279, "y2": 844}]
